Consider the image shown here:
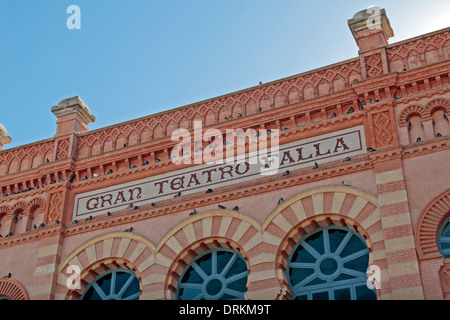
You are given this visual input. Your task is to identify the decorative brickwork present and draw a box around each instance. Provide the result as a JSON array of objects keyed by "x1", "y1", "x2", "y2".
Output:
[
  {"x1": 372, "y1": 110, "x2": 395, "y2": 147},
  {"x1": 365, "y1": 54, "x2": 384, "y2": 78},
  {"x1": 415, "y1": 188, "x2": 450, "y2": 259},
  {"x1": 0, "y1": 140, "x2": 54, "y2": 175},
  {"x1": 56, "y1": 232, "x2": 155, "y2": 300},
  {"x1": 0, "y1": 279, "x2": 29, "y2": 300},
  {"x1": 56, "y1": 139, "x2": 70, "y2": 160},
  {"x1": 387, "y1": 31, "x2": 450, "y2": 71},
  {"x1": 47, "y1": 192, "x2": 63, "y2": 224},
  {"x1": 439, "y1": 259, "x2": 450, "y2": 299}
]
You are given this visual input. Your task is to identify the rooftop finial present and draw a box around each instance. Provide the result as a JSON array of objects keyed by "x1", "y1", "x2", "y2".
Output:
[
  {"x1": 0, "y1": 122, "x2": 12, "y2": 151},
  {"x1": 51, "y1": 96, "x2": 96, "y2": 136},
  {"x1": 348, "y1": 6, "x2": 394, "y2": 52}
]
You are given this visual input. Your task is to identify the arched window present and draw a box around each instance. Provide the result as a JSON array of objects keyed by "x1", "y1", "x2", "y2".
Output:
[
  {"x1": 177, "y1": 248, "x2": 249, "y2": 300},
  {"x1": 287, "y1": 226, "x2": 376, "y2": 300},
  {"x1": 80, "y1": 268, "x2": 142, "y2": 300},
  {"x1": 438, "y1": 217, "x2": 450, "y2": 258}
]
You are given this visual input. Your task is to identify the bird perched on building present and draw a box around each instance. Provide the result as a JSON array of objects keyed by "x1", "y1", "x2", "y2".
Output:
[
  {"x1": 342, "y1": 181, "x2": 351, "y2": 186},
  {"x1": 313, "y1": 162, "x2": 319, "y2": 169},
  {"x1": 39, "y1": 223, "x2": 45, "y2": 228},
  {"x1": 329, "y1": 112, "x2": 337, "y2": 119},
  {"x1": 343, "y1": 157, "x2": 351, "y2": 162},
  {"x1": 129, "y1": 164, "x2": 137, "y2": 169},
  {"x1": 85, "y1": 216, "x2": 92, "y2": 222},
  {"x1": 406, "y1": 119, "x2": 412, "y2": 127},
  {"x1": 155, "y1": 157, "x2": 162, "y2": 163},
  {"x1": 278, "y1": 198, "x2": 284, "y2": 205},
  {"x1": 142, "y1": 160, "x2": 149, "y2": 166},
  {"x1": 437, "y1": 133, "x2": 443, "y2": 137},
  {"x1": 72, "y1": 220, "x2": 78, "y2": 224},
  {"x1": 33, "y1": 224, "x2": 37, "y2": 229},
  {"x1": 416, "y1": 137, "x2": 422, "y2": 142},
  {"x1": 283, "y1": 170, "x2": 290, "y2": 176},
  {"x1": 367, "y1": 147, "x2": 376, "y2": 152},
  {"x1": 189, "y1": 209, "x2": 197, "y2": 216},
  {"x1": 3, "y1": 273, "x2": 11, "y2": 279},
  {"x1": 258, "y1": 107, "x2": 262, "y2": 112},
  {"x1": 237, "y1": 113, "x2": 242, "y2": 118},
  {"x1": 106, "y1": 212, "x2": 111, "y2": 216},
  {"x1": 174, "y1": 192, "x2": 181, "y2": 198},
  {"x1": 5, "y1": 232, "x2": 12, "y2": 237},
  {"x1": 218, "y1": 205, "x2": 226, "y2": 209},
  {"x1": 125, "y1": 227, "x2": 133, "y2": 232},
  {"x1": 106, "y1": 169, "x2": 113, "y2": 175},
  {"x1": 281, "y1": 126, "x2": 289, "y2": 131},
  {"x1": 346, "y1": 107, "x2": 355, "y2": 114},
  {"x1": 232, "y1": 206, "x2": 239, "y2": 211},
  {"x1": 205, "y1": 188, "x2": 213, "y2": 194}
]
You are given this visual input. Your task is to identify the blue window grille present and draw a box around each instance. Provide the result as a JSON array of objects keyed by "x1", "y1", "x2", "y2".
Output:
[
  {"x1": 287, "y1": 226, "x2": 377, "y2": 300},
  {"x1": 177, "y1": 248, "x2": 249, "y2": 300},
  {"x1": 80, "y1": 268, "x2": 142, "y2": 300},
  {"x1": 438, "y1": 217, "x2": 450, "y2": 258}
]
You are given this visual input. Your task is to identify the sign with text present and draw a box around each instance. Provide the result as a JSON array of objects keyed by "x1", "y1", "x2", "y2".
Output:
[{"x1": 73, "y1": 126, "x2": 366, "y2": 219}]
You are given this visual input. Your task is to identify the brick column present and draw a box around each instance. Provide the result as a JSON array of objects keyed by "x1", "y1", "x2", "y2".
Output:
[
  {"x1": 373, "y1": 152, "x2": 424, "y2": 299},
  {"x1": 30, "y1": 228, "x2": 64, "y2": 300}
]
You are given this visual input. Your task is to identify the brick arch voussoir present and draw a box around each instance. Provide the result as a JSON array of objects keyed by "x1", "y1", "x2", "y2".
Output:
[
  {"x1": 0, "y1": 279, "x2": 29, "y2": 300},
  {"x1": 415, "y1": 188, "x2": 450, "y2": 260},
  {"x1": 0, "y1": 205, "x2": 12, "y2": 218},
  {"x1": 399, "y1": 104, "x2": 427, "y2": 127},
  {"x1": 261, "y1": 185, "x2": 380, "y2": 299},
  {"x1": 11, "y1": 201, "x2": 29, "y2": 215},
  {"x1": 156, "y1": 210, "x2": 261, "y2": 300},
  {"x1": 425, "y1": 98, "x2": 450, "y2": 117},
  {"x1": 262, "y1": 185, "x2": 379, "y2": 241},
  {"x1": 28, "y1": 197, "x2": 46, "y2": 215},
  {"x1": 163, "y1": 237, "x2": 250, "y2": 300},
  {"x1": 57, "y1": 232, "x2": 155, "y2": 300}
]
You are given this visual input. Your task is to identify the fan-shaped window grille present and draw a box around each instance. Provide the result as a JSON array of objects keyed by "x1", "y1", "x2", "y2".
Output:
[
  {"x1": 80, "y1": 268, "x2": 142, "y2": 300},
  {"x1": 438, "y1": 217, "x2": 450, "y2": 258},
  {"x1": 287, "y1": 226, "x2": 376, "y2": 300},
  {"x1": 177, "y1": 248, "x2": 249, "y2": 300}
]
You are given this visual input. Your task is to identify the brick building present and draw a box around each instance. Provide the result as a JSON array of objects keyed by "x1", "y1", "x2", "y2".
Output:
[{"x1": 0, "y1": 7, "x2": 449, "y2": 300}]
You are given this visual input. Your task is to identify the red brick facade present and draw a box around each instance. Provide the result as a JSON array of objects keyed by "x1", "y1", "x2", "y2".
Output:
[{"x1": 0, "y1": 8, "x2": 449, "y2": 300}]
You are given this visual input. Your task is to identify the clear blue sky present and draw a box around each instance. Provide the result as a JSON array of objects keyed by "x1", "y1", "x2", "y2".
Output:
[{"x1": 1, "y1": 0, "x2": 449, "y2": 149}]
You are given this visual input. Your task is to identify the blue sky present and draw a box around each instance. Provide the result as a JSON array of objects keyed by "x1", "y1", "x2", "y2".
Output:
[{"x1": 1, "y1": 0, "x2": 449, "y2": 149}]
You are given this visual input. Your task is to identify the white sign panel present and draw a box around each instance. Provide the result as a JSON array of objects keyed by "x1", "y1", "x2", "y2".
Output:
[{"x1": 73, "y1": 126, "x2": 366, "y2": 219}]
